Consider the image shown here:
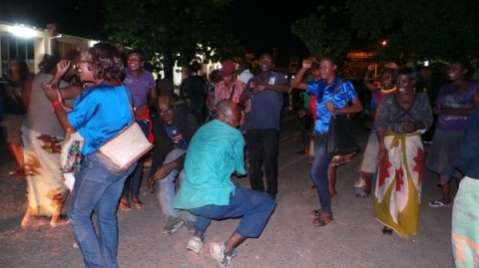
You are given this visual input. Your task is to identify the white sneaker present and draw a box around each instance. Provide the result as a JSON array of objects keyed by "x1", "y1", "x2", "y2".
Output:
[
  {"x1": 209, "y1": 242, "x2": 236, "y2": 267},
  {"x1": 186, "y1": 236, "x2": 203, "y2": 254}
]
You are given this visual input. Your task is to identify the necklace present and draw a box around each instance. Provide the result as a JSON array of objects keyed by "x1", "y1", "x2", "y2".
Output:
[{"x1": 381, "y1": 86, "x2": 397, "y2": 94}]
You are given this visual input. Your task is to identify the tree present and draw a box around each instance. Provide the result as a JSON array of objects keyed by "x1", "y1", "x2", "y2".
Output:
[
  {"x1": 104, "y1": 0, "x2": 242, "y2": 79},
  {"x1": 348, "y1": 0, "x2": 479, "y2": 60},
  {"x1": 291, "y1": 6, "x2": 352, "y2": 59}
]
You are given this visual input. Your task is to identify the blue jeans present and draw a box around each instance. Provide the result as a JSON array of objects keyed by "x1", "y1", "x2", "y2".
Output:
[
  {"x1": 157, "y1": 149, "x2": 185, "y2": 216},
  {"x1": 122, "y1": 120, "x2": 148, "y2": 200},
  {"x1": 310, "y1": 135, "x2": 333, "y2": 214},
  {"x1": 69, "y1": 152, "x2": 136, "y2": 268},
  {"x1": 189, "y1": 187, "x2": 276, "y2": 238}
]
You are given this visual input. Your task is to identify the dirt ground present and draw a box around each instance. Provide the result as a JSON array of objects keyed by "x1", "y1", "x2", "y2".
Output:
[{"x1": 0, "y1": 125, "x2": 454, "y2": 268}]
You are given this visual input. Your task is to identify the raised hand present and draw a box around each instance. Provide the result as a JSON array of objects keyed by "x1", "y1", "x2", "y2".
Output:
[
  {"x1": 302, "y1": 59, "x2": 313, "y2": 70},
  {"x1": 56, "y1": 60, "x2": 71, "y2": 77}
]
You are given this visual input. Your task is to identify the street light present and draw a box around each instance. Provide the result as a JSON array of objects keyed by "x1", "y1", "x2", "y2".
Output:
[
  {"x1": 7, "y1": 25, "x2": 38, "y2": 39},
  {"x1": 381, "y1": 40, "x2": 388, "y2": 47},
  {"x1": 88, "y1": 40, "x2": 99, "y2": 47}
]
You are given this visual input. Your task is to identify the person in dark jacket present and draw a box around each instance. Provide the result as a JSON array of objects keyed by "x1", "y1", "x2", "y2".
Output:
[{"x1": 148, "y1": 96, "x2": 199, "y2": 233}]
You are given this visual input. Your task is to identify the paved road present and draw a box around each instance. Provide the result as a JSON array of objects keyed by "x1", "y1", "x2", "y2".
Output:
[{"x1": 0, "y1": 121, "x2": 453, "y2": 268}]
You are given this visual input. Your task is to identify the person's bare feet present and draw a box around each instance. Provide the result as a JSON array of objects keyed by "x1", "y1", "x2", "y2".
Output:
[
  {"x1": 49, "y1": 214, "x2": 70, "y2": 228},
  {"x1": 21, "y1": 215, "x2": 49, "y2": 229}
]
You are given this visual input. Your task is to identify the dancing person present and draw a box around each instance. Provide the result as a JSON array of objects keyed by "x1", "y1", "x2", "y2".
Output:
[
  {"x1": 20, "y1": 55, "x2": 69, "y2": 228},
  {"x1": 174, "y1": 100, "x2": 275, "y2": 266},
  {"x1": 291, "y1": 57, "x2": 362, "y2": 226},
  {"x1": 42, "y1": 43, "x2": 137, "y2": 267},
  {"x1": 374, "y1": 68, "x2": 433, "y2": 236}
]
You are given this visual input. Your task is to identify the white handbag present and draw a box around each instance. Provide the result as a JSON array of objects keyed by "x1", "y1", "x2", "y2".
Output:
[{"x1": 99, "y1": 122, "x2": 153, "y2": 170}]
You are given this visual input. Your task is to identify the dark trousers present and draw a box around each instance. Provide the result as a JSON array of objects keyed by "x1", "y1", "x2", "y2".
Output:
[
  {"x1": 122, "y1": 120, "x2": 148, "y2": 200},
  {"x1": 310, "y1": 135, "x2": 333, "y2": 214},
  {"x1": 246, "y1": 129, "x2": 280, "y2": 198},
  {"x1": 189, "y1": 187, "x2": 276, "y2": 238}
]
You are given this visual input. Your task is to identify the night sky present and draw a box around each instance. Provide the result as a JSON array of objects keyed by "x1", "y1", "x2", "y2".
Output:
[{"x1": 1, "y1": 0, "x2": 334, "y2": 60}]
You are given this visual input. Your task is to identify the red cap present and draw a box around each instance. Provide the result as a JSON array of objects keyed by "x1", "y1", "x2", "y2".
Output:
[{"x1": 221, "y1": 60, "x2": 236, "y2": 76}]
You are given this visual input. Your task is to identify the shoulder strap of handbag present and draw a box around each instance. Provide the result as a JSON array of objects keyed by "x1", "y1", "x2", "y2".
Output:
[
  {"x1": 228, "y1": 83, "x2": 237, "y2": 100},
  {"x1": 331, "y1": 79, "x2": 345, "y2": 118},
  {"x1": 124, "y1": 86, "x2": 135, "y2": 118}
]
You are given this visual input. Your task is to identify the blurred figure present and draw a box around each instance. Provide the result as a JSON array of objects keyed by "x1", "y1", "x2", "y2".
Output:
[
  {"x1": 1, "y1": 59, "x2": 32, "y2": 178},
  {"x1": 427, "y1": 61, "x2": 479, "y2": 208},
  {"x1": 238, "y1": 60, "x2": 254, "y2": 85},
  {"x1": 148, "y1": 96, "x2": 198, "y2": 234},
  {"x1": 451, "y1": 106, "x2": 479, "y2": 268},
  {"x1": 205, "y1": 69, "x2": 222, "y2": 119},
  {"x1": 244, "y1": 54, "x2": 289, "y2": 199},
  {"x1": 120, "y1": 50, "x2": 156, "y2": 210},
  {"x1": 156, "y1": 74, "x2": 175, "y2": 97},
  {"x1": 214, "y1": 60, "x2": 245, "y2": 105},
  {"x1": 354, "y1": 66, "x2": 398, "y2": 197},
  {"x1": 20, "y1": 55, "x2": 68, "y2": 228},
  {"x1": 180, "y1": 62, "x2": 207, "y2": 122}
]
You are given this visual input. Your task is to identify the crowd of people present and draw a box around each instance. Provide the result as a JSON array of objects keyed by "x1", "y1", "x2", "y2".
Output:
[{"x1": 1, "y1": 42, "x2": 479, "y2": 267}]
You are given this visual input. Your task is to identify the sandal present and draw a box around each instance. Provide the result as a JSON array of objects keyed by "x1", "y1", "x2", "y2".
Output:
[
  {"x1": 119, "y1": 198, "x2": 131, "y2": 211},
  {"x1": 132, "y1": 198, "x2": 144, "y2": 209},
  {"x1": 50, "y1": 218, "x2": 70, "y2": 228},
  {"x1": 9, "y1": 168, "x2": 27, "y2": 178},
  {"x1": 310, "y1": 209, "x2": 321, "y2": 217},
  {"x1": 312, "y1": 214, "x2": 333, "y2": 227}
]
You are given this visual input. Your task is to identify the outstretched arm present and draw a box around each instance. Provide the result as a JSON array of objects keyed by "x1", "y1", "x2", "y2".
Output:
[{"x1": 290, "y1": 59, "x2": 312, "y2": 90}]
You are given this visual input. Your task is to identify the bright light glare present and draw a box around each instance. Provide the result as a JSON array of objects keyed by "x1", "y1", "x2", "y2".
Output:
[
  {"x1": 424, "y1": 60, "x2": 430, "y2": 67},
  {"x1": 88, "y1": 40, "x2": 99, "y2": 47},
  {"x1": 7, "y1": 25, "x2": 38, "y2": 38},
  {"x1": 381, "y1": 40, "x2": 388, "y2": 46}
]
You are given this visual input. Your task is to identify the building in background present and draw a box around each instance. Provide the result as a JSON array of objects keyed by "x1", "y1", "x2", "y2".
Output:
[{"x1": 0, "y1": 20, "x2": 97, "y2": 76}]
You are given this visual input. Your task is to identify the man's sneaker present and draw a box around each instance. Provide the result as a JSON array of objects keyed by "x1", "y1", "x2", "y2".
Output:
[
  {"x1": 428, "y1": 199, "x2": 452, "y2": 208},
  {"x1": 209, "y1": 242, "x2": 237, "y2": 267},
  {"x1": 186, "y1": 236, "x2": 204, "y2": 254},
  {"x1": 162, "y1": 216, "x2": 184, "y2": 234}
]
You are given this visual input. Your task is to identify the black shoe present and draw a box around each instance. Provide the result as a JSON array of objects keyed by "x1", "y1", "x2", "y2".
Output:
[{"x1": 382, "y1": 226, "x2": 393, "y2": 235}]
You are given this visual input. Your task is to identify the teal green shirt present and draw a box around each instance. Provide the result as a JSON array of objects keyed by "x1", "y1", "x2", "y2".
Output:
[{"x1": 174, "y1": 120, "x2": 246, "y2": 209}]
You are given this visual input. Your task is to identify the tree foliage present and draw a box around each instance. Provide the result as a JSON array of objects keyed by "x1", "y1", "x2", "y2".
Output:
[
  {"x1": 104, "y1": 0, "x2": 242, "y2": 78},
  {"x1": 348, "y1": 0, "x2": 479, "y2": 60},
  {"x1": 291, "y1": 6, "x2": 352, "y2": 59}
]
